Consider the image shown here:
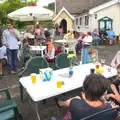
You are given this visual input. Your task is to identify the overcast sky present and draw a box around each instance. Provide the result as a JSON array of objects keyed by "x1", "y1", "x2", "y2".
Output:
[{"x1": 37, "y1": 0, "x2": 55, "y2": 6}]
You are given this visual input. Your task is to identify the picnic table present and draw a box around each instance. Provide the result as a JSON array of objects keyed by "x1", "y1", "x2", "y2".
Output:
[{"x1": 19, "y1": 63, "x2": 117, "y2": 120}]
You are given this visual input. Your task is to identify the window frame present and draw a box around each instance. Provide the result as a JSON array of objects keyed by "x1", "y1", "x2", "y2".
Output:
[{"x1": 84, "y1": 15, "x2": 89, "y2": 27}]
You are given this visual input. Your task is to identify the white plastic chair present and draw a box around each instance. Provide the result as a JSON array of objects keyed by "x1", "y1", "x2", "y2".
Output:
[{"x1": 64, "y1": 39, "x2": 77, "y2": 55}]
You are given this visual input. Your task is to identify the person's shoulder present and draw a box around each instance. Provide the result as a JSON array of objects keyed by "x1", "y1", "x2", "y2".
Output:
[
  {"x1": 102, "y1": 102, "x2": 112, "y2": 109},
  {"x1": 3, "y1": 29, "x2": 8, "y2": 32},
  {"x1": 70, "y1": 98, "x2": 84, "y2": 107},
  {"x1": 112, "y1": 79, "x2": 120, "y2": 85},
  {"x1": 14, "y1": 28, "x2": 19, "y2": 32}
]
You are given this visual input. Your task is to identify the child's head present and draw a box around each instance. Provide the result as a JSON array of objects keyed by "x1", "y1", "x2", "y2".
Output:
[
  {"x1": 88, "y1": 48, "x2": 97, "y2": 58},
  {"x1": 87, "y1": 32, "x2": 91, "y2": 36},
  {"x1": 46, "y1": 39, "x2": 51, "y2": 45},
  {"x1": 117, "y1": 64, "x2": 120, "y2": 79},
  {"x1": 23, "y1": 39, "x2": 28, "y2": 44}
]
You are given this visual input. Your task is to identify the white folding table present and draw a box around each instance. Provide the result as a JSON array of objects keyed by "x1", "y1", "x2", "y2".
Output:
[
  {"x1": 19, "y1": 63, "x2": 117, "y2": 120},
  {"x1": 30, "y1": 46, "x2": 47, "y2": 57}
]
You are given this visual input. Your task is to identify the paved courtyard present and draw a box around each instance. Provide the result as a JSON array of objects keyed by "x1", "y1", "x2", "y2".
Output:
[{"x1": 0, "y1": 44, "x2": 120, "y2": 120}]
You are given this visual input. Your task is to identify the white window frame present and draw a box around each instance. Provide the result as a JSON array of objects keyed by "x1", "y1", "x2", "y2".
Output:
[
  {"x1": 76, "y1": 18, "x2": 78, "y2": 26},
  {"x1": 79, "y1": 17, "x2": 83, "y2": 26},
  {"x1": 84, "y1": 15, "x2": 89, "y2": 27}
]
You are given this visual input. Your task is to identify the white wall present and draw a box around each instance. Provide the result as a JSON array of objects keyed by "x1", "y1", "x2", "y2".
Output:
[
  {"x1": 74, "y1": 14, "x2": 90, "y2": 34},
  {"x1": 74, "y1": 3, "x2": 120, "y2": 35},
  {"x1": 90, "y1": 3, "x2": 120, "y2": 35}
]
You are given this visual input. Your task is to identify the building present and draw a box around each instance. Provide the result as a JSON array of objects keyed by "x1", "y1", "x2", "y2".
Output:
[{"x1": 54, "y1": 0, "x2": 120, "y2": 35}]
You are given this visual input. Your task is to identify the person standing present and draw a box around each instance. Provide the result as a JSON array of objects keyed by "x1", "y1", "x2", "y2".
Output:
[
  {"x1": 0, "y1": 29, "x2": 7, "y2": 78},
  {"x1": 3, "y1": 23, "x2": 20, "y2": 74}
]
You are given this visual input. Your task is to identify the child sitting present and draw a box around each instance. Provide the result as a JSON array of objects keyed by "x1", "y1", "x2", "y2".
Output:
[
  {"x1": 88, "y1": 48, "x2": 97, "y2": 63},
  {"x1": 106, "y1": 64, "x2": 120, "y2": 104},
  {"x1": 22, "y1": 39, "x2": 31, "y2": 64},
  {"x1": 46, "y1": 39, "x2": 55, "y2": 60}
]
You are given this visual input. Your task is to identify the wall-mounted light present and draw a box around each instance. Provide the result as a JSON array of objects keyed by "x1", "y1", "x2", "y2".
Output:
[
  {"x1": 29, "y1": 13, "x2": 33, "y2": 16},
  {"x1": 95, "y1": 14, "x2": 97, "y2": 19}
]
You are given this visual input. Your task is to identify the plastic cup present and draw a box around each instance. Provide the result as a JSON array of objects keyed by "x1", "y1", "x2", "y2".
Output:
[
  {"x1": 56, "y1": 81, "x2": 62, "y2": 88},
  {"x1": 31, "y1": 73, "x2": 37, "y2": 84},
  {"x1": 101, "y1": 59, "x2": 105, "y2": 67},
  {"x1": 96, "y1": 64, "x2": 100, "y2": 69}
]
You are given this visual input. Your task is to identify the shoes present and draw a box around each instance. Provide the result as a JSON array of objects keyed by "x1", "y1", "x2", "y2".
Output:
[
  {"x1": 0, "y1": 73, "x2": 7, "y2": 78},
  {"x1": 9, "y1": 70, "x2": 16, "y2": 75}
]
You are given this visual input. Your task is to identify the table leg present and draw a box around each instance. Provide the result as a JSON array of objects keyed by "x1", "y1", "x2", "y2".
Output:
[
  {"x1": 45, "y1": 48, "x2": 47, "y2": 55},
  {"x1": 41, "y1": 51, "x2": 43, "y2": 57},
  {"x1": 28, "y1": 98, "x2": 32, "y2": 115},
  {"x1": 19, "y1": 83, "x2": 24, "y2": 103},
  {"x1": 35, "y1": 103, "x2": 41, "y2": 120}
]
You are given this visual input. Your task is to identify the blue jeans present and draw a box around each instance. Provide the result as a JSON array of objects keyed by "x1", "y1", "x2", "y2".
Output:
[{"x1": 7, "y1": 49, "x2": 18, "y2": 71}]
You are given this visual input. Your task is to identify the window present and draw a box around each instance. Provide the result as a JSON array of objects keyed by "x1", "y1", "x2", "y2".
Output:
[
  {"x1": 79, "y1": 17, "x2": 82, "y2": 26},
  {"x1": 85, "y1": 15, "x2": 89, "y2": 26},
  {"x1": 76, "y1": 18, "x2": 78, "y2": 25}
]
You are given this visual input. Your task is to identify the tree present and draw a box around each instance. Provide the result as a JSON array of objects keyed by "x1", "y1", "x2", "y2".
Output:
[
  {"x1": 44, "y1": 2, "x2": 55, "y2": 12},
  {"x1": 0, "y1": 0, "x2": 37, "y2": 25}
]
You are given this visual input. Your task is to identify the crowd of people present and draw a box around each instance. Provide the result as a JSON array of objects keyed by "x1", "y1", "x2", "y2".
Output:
[
  {"x1": 0, "y1": 23, "x2": 55, "y2": 78},
  {"x1": 1, "y1": 23, "x2": 120, "y2": 119}
]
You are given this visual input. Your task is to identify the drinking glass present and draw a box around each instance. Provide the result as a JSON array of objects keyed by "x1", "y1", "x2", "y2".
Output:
[
  {"x1": 96, "y1": 64, "x2": 100, "y2": 69},
  {"x1": 56, "y1": 81, "x2": 62, "y2": 88},
  {"x1": 31, "y1": 73, "x2": 37, "y2": 84},
  {"x1": 101, "y1": 59, "x2": 105, "y2": 67}
]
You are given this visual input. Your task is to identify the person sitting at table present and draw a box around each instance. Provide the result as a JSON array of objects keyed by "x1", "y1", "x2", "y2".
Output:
[
  {"x1": 111, "y1": 51, "x2": 120, "y2": 68},
  {"x1": 22, "y1": 39, "x2": 31, "y2": 65},
  {"x1": 106, "y1": 64, "x2": 120, "y2": 105},
  {"x1": 88, "y1": 48, "x2": 98, "y2": 64},
  {"x1": 52, "y1": 74, "x2": 117, "y2": 120},
  {"x1": 64, "y1": 29, "x2": 75, "y2": 40},
  {"x1": 107, "y1": 28, "x2": 115, "y2": 45},
  {"x1": 46, "y1": 39, "x2": 55, "y2": 60},
  {"x1": 83, "y1": 32, "x2": 93, "y2": 47}
]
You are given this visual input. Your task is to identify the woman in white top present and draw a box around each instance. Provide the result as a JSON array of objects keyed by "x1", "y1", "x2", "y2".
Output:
[{"x1": 83, "y1": 32, "x2": 93, "y2": 46}]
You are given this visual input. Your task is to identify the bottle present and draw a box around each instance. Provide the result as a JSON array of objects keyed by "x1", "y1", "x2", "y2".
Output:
[
  {"x1": 40, "y1": 43, "x2": 42, "y2": 49},
  {"x1": 69, "y1": 66, "x2": 73, "y2": 78}
]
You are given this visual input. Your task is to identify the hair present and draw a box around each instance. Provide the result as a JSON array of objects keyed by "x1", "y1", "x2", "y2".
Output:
[
  {"x1": 46, "y1": 39, "x2": 51, "y2": 42},
  {"x1": 87, "y1": 32, "x2": 91, "y2": 36},
  {"x1": 117, "y1": 64, "x2": 120, "y2": 69},
  {"x1": 36, "y1": 25, "x2": 40, "y2": 29},
  {"x1": 83, "y1": 74, "x2": 109, "y2": 101},
  {"x1": 88, "y1": 48, "x2": 96, "y2": 55},
  {"x1": 22, "y1": 39, "x2": 28, "y2": 44}
]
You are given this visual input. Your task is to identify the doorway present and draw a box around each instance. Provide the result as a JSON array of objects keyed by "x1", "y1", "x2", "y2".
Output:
[{"x1": 60, "y1": 19, "x2": 67, "y2": 33}]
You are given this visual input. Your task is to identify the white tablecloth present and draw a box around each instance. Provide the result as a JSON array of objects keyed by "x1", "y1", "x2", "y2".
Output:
[
  {"x1": 30, "y1": 46, "x2": 47, "y2": 57},
  {"x1": 19, "y1": 63, "x2": 117, "y2": 102},
  {"x1": 54, "y1": 39, "x2": 67, "y2": 44},
  {"x1": 54, "y1": 39, "x2": 77, "y2": 44}
]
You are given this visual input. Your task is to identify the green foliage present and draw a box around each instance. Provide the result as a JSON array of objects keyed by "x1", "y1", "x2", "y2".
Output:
[
  {"x1": 44, "y1": 2, "x2": 55, "y2": 12},
  {"x1": 0, "y1": 0, "x2": 37, "y2": 26}
]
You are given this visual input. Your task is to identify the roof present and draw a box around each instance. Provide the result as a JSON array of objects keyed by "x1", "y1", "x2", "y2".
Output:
[
  {"x1": 56, "y1": 0, "x2": 111, "y2": 14},
  {"x1": 89, "y1": 0, "x2": 120, "y2": 14},
  {"x1": 53, "y1": 7, "x2": 75, "y2": 21}
]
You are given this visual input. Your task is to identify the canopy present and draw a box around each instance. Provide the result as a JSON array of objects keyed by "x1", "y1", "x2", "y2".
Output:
[{"x1": 7, "y1": 6, "x2": 54, "y2": 21}]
